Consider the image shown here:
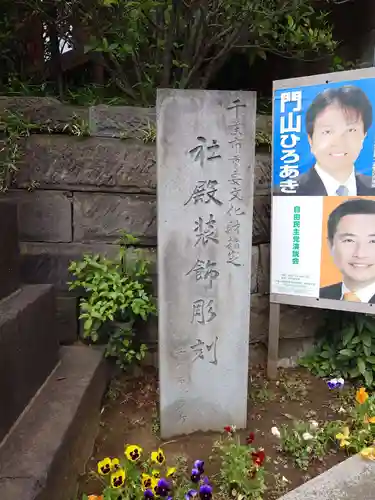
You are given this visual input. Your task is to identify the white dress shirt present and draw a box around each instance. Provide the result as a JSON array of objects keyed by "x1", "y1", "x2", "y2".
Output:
[
  {"x1": 314, "y1": 164, "x2": 357, "y2": 196},
  {"x1": 341, "y1": 282, "x2": 375, "y2": 302}
]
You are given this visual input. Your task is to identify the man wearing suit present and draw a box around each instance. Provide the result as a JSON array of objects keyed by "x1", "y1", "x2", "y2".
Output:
[
  {"x1": 320, "y1": 198, "x2": 375, "y2": 302},
  {"x1": 276, "y1": 85, "x2": 375, "y2": 196}
]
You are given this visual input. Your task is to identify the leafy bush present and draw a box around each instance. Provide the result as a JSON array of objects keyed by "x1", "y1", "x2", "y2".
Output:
[
  {"x1": 212, "y1": 426, "x2": 266, "y2": 499},
  {"x1": 277, "y1": 420, "x2": 340, "y2": 470},
  {"x1": 68, "y1": 232, "x2": 156, "y2": 369},
  {"x1": 300, "y1": 312, "x2": 375, "y2": 388}
]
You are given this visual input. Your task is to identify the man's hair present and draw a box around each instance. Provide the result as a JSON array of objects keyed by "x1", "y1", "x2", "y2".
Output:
[
  {"x1": 306, "y1": 85, "x2": 373, "y2": 137},
  {"x1": 328, "y1": 198, "x2": 375, "y2": 244}
]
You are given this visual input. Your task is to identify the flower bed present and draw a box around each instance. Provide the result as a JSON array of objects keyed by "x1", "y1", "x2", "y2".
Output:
[{"x1": 78, "y1": 367, "x2": 375, "y2": 500}]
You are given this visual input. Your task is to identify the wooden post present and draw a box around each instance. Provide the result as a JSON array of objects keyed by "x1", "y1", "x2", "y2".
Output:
[{"x1": 267, "y1": 301, "x2": 280, "y2": 380}]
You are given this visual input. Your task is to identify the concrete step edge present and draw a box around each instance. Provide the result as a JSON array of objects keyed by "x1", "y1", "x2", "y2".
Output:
[{"x1": 0, "y1": 345, "x2": 109, "y2": 500}]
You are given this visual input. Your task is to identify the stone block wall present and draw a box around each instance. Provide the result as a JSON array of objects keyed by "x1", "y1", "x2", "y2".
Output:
[{"x1": 1, "y1": 97, "x2": 324, "y2": 356}]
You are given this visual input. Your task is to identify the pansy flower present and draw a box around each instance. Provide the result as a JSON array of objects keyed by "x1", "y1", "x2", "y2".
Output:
[
  {"x1": 361, "y1": 447, "x2": 375, "y2": 460},
  {"x1": 155, "y1": 478, "x2": 171, "y2": 497},
  {"x1": 88, "y1": 496, "x2": 104, "y2": 500},
  {"x1": 151, "y1": 478, "x2": 159, "y2": 496},
  {"x1": 251, "y1": 449, "x2": 266, "y2": 466},
  {"x1": 144, "y1": 489, "x2": 155, "y2": 499},
  {"x1": 141, "y1": 473, "x2": 153, "y2": 490},
  {"x1": 111, "y1": 458, "x2": 121, "y2": 471},
  {"x1": 193, "y1": 460, "x2": 204, "y2": 474},
  {"x1": 151, "y1": 448, "x2": 166, "y2": 465},
  {"x1": 199, "y1": 483, "x2": 213, "y2": 500},
  {"x1": 166, "y1": 467, "x2": 176, "y2": 478},
  {"x1": 125, "y1": 444, "x2": 143, "y2": 462},
  {"x1": 97, "y1": 457, "x2": 112, "y2": 475},
  {"x1": 185, "y1": 490, "x2": 198, "y2": 499},
  {"x1": 364, "y1": 415, "x2": 375, "y2": 424},
  {"x1": 302, "y1": 432, "x2": 313, "y2": 441},
  {"x1": 271, "y1": 426, "x2": 281, "y2": 438},
  {"x1": 246, "y1": 432, "x2": 255, "y2": 444},
  {"x1": 191, "y1": 468, "x2": 201, "y2": 483},
  {"x1": 356, "y1": 387, "x2": 369, "y2": 405},
  {"x1": 336, "y1": 427, "x2": 350, "y2": 447},
  {"x1": 152, "y1": 469, "x2": 161, "y2": 479},
  {"x1": 327, "y1": 378, "x2": 344, "y2": 389},
  {"x1": 111, "y1": 468, "x2": 126, "y2": 488}
]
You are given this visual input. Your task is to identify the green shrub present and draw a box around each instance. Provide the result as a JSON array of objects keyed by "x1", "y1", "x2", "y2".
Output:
[
  {"x1": 68, "y1": 232, "x2": 156, "y2": 369},
  {"x1": 300, "y1": 312, "x2": 375, "y2": 388}
]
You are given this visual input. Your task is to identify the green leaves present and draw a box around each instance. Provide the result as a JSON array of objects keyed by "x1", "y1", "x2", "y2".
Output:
[
  {"x1": 78, "y1": 0, "x2": 338, "y2": 104},
  {"x1": 300, "y1": 312, "x2": 375, "y2": 388},
  {"x1": 69, "y1": 231, "x2": 156, "y2": 370}
]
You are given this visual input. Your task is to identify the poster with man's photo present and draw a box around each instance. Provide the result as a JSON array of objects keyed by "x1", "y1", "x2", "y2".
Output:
[{"x1": 271, "y1": 69, "x2": 375, "y2": 307}]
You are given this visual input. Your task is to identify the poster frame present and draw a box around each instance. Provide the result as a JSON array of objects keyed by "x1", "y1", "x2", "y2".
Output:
[{"x1": 268, "y1": 67, "x2": 375, "y2": 378}]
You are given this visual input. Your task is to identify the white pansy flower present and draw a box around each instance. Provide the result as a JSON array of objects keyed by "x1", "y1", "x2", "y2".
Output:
[
  {"x1": 302, "y1": 432, "x2": 314, "y2": 441},
  {"x1": 271, "y1": 426, "x2": 281, "y2": 438}
]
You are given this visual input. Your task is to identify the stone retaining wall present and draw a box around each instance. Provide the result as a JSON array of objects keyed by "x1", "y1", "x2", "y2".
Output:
[{"x1": 1, "y1": 97, "x2": 324, "y2": 355}]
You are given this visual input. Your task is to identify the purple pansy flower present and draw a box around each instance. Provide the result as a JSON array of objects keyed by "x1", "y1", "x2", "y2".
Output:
[
  {"x1": 194, "y1": 460, "x2": 204, "y2": 474},
  {"x1": 185, "y1": 490, "x2": 198, "y2": 500},
  {"x1": 191, "y1": 468, "x2": 201, "y2": 483},
  {"x1": 144, "y1": 489, "x2": 155, "y2": 499},
  {"x1": 199, "y1": 483, "x2": 213, "y2": 500},
  {"x1": 156, "y1": 478, "x2": 171, "y2": 497},
  {"x1": 327, "y1": 378, "x2": 344, "y2": 389}
]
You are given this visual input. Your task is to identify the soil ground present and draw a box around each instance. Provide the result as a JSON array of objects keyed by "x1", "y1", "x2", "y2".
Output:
[{"x1": 78, "y1": 366, "x2": 349, "y2": 500}]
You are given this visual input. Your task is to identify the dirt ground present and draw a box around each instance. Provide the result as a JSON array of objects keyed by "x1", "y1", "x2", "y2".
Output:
[{"x1": 78, "y1": 366, "x2": 349, "y2": 500}]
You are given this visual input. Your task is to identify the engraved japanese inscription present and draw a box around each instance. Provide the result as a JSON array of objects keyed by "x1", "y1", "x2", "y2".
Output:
[{"x1": 157, "y1": 90, "x2": 256, "y2": 438}]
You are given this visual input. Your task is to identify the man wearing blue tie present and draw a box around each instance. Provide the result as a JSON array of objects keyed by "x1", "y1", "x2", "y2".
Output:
[{"x1": 276, "y1": 86, "x2": 375, "y2": 196}]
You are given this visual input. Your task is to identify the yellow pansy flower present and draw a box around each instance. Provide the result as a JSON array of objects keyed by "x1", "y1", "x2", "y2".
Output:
[
  {"x1": 356, "y1": 387, "x2": 369, "y2": 405},
  {"x1": 152, "y1": 469, "x2": 161, "y2": 479},
  {"x1": 97, "y1": 457, "x2": 111, "y2": 475},
  {"x1": 336, "y1": 427, "x2": 350, "y2": 447},
  {"x1": 111, "y1": 468, "x2": 126, "y2": 488},
  {"x1": 141, "y1": 473, "x2": 153, "y2": 490},
  {"x1": 111, "y1": 458, "x2": 121, "y2": 470},
  {"x1": 125, "y1": 444, "x2": 143, "y2": 462},
  {"x1": 151, "y1": 477, "x2": 159, "y2": 495},
  {"x1": 151, "y1": 448, "x2": 166, "y2": 465},
  {"x1": 167, "y1": 467, "x2": 176, "y2": 478},
  {"x1": 361, "y1": 447, "x2": 375, "y2": 460}
]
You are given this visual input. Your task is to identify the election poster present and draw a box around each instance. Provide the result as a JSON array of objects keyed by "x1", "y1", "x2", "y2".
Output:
[{"x1": 271, "y1": 68, "x2": 375, "y2": 308}]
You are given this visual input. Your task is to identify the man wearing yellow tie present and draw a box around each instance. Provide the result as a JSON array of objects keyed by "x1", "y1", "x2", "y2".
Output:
[{"x1": 320, "y1": 198, "x2": 375, "y2": 303}]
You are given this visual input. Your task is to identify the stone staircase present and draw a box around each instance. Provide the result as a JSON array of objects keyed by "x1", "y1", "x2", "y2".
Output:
[{"x1": 0, "y1": 201, "x2": 108, "y2": 500}]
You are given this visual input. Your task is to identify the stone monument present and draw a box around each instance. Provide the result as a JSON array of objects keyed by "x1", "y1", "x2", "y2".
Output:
[{"x1": 157, "y1": 89, "x2": 256, "y2": 437}]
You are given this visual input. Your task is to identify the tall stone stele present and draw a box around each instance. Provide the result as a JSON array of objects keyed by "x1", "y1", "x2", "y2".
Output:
[{"x1": 157, "y1": 89, "x2": 256, "y2": 437}]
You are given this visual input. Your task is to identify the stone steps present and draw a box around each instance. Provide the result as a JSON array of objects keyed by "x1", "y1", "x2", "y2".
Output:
[
  {"x1": 0, "y1": 284, "x2": 59, "y2": 442},
  {"x1": 0, "y1": 345, "x2": 108, "y2": 500},
  {"x1": 0, "y1": 201, "x2": 20, "y2": 300}
]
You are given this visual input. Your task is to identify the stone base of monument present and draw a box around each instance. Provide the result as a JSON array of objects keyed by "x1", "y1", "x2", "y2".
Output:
[{"x1": 0, "y1": 345, "x2": 108, "y2": 500}]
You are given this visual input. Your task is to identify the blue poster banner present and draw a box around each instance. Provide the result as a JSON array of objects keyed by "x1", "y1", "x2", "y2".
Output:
[{"x1": 273, "y1": 78, "x2": 375, "y2": 196}]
